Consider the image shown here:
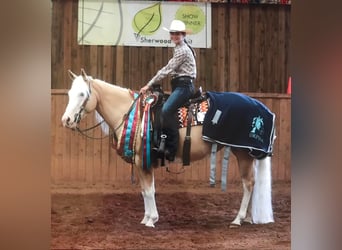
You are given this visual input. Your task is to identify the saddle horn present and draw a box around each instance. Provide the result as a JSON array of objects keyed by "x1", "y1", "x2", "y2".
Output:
[{"x1": 68, "y1": 69, "x2": 77, "y2": 80}]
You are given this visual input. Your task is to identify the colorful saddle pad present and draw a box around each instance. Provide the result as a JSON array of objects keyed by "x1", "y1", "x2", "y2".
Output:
[{"x1": 177, "y1": 101, "x2": 209, "y2": 128}]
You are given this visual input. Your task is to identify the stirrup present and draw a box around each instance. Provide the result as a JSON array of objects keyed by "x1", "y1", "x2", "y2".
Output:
[{"x1": 158, "y1": 134, "x2": 167, "y2": 152}]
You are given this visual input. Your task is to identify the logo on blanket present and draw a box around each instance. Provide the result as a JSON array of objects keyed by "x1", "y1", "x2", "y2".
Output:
[{"x1": 249, "y1": 116, "x2": 264, "y2": 143}]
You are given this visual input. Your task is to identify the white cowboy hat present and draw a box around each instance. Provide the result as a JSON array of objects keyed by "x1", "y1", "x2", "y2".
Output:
[{"x1": 162, "y1": 20, "x2": 192, "y2": 34}]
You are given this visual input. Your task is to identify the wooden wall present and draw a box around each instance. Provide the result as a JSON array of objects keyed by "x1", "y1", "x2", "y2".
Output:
[
  {"x1": 51, "y1": 90, "x2": 291, "y2": 186},
  {"x1": 51, "y1": 0, "x2": 291, "y2": 93},
  {"x1": 51, "y1": 1, "x2": 291, "y2": 187}
]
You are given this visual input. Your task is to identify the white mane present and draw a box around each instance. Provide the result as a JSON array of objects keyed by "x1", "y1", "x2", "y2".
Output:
[{"x1": 95, "y1": 111, "x2": 110, "y2": 135}]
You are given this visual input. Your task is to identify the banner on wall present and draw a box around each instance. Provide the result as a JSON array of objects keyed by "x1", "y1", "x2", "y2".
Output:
[
  {"x1": 228, "y1": 0, "x2": 291, "y2": 4},
  {"x1": 78, "y1": 0, "x2": 212, "y2": 48}
]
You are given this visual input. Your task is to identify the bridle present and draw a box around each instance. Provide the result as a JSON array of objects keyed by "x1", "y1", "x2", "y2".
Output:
[
  {"x1": 73, "y1": 77, "x2": 108, "y2": 140},
  {"x1": 73, "y1": 75, "x2": 92, "y2": 124},
  {"x1": 74, "y1": 91, "x2": 90, "y2": 124}
]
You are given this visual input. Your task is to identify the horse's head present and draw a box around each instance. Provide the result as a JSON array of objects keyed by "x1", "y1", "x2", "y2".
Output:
[{"x1": 61, "y1": 69, "x2": 96, "y2": 129}]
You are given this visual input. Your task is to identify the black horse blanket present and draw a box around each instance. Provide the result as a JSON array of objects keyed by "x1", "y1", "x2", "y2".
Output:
[{"x1": 202, "y1": 92, "x2": 276, "y2": 159}]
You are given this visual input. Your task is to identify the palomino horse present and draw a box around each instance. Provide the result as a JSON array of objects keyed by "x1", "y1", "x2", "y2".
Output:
[{"x1": 61, "y1": 69, "x2": 275, "y2": 228}]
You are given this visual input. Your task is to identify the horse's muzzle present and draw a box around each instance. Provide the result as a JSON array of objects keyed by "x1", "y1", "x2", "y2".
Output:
[{"x1": 62, "y1": 115, "x2": 76, "y2": 128}]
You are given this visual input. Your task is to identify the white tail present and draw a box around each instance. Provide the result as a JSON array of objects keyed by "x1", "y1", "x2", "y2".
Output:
[{"x1": 251, "y1": 156, "x2": 274, "y2": 223}]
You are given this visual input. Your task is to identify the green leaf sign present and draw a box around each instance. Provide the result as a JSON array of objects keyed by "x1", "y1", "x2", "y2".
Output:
[{"x1": 132, "y1": 3, "x2": 162, "y2": 37}]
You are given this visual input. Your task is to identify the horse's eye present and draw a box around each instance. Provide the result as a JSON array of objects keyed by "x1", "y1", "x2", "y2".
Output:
[{"x1": 80, "y1": 93, "x2": 84, "y2": 97}]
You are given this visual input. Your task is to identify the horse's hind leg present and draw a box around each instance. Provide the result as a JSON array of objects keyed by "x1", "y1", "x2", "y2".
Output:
[
  {"x1": 230, "y1": 149, "x2": 255, "y2": 228},
  {"x1": 136, "y1": 167, "x2": 159, "y2": 227}
]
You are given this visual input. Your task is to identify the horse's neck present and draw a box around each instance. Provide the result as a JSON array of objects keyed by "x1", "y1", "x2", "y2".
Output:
[{"x1": 91, "y1": 79, "x2": 133, "y2": 130}]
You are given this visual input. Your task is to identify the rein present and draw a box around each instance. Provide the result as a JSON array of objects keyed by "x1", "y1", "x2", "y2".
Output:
[
  {"x1": 125, "y1": 92, "x2": 143, "y2": 118},
  {"x1": 76, "y1": 120, "x2": 109, "y2": 140}
]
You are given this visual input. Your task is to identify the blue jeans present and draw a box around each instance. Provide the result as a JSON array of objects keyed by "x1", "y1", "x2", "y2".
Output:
[
  {"x1": 161, "y1": 82, "x2": 194, "y2": 126},
  {"x1": 160, "y1": 80, "x2": 194, "y2": 153}
]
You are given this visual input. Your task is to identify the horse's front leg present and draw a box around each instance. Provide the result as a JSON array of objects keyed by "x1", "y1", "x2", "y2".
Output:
[{"x1": 137, "y1": 168, "x2": 159, "y2": 227}]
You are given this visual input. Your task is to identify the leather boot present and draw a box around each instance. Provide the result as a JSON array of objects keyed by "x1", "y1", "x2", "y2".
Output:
[{"x1": 163, "y1": 127, "x2": 179, "y2": 161}]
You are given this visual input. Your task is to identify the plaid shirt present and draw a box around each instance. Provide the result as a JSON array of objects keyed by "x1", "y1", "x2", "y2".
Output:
[{"x1": 147, "y1": 41, "x2": 196, "y2": 87}]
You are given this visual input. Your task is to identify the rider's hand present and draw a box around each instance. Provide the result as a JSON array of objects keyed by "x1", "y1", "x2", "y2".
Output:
[{"x1": 139, "y1": 84, "x2": 151, "y2": 95}]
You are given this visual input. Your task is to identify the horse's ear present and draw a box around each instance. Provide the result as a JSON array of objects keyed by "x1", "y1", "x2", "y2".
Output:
[
  {"x1": 68, "y1": 69, "x2": 77, "y2": 80},
  {"x1": 81, "y1": 68, "x2": 88, "y2": 82}
]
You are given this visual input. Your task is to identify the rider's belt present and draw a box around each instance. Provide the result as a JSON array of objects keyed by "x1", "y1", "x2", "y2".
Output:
[{"x1": 171, "y1": 76, "x2": 194, "y2": 86}]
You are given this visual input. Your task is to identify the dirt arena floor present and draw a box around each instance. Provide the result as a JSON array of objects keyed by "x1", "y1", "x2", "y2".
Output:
[{"x1": 51, "y1": 180, "x2": 290, "y2": 250}]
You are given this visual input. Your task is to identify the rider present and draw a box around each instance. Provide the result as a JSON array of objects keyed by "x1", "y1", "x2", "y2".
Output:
[{"x1": 140, "y1": 20, "x2": 197, "y2": 161}]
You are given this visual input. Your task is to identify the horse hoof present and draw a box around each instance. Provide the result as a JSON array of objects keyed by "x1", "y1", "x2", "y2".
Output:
[
  {"x1": 145, "y1": 219, "x2": 155, "y2": 228},
  {"x1": 229, "y1": 223, "x2": 241, "y2": 229},
  {"x1": 141, "y1": 216, "x2": 149, "y2": 225},
  {"x1": 152, "y1": 216, "x2": 159, "y2": 224},
  {"x1": 244, "y1": 217, "x2": 253, "y2": 224}
]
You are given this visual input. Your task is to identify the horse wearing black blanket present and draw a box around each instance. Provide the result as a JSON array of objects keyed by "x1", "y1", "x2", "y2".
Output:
[{"x1": 62, "y1": 69, "x2": 276, "y2": 228}]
